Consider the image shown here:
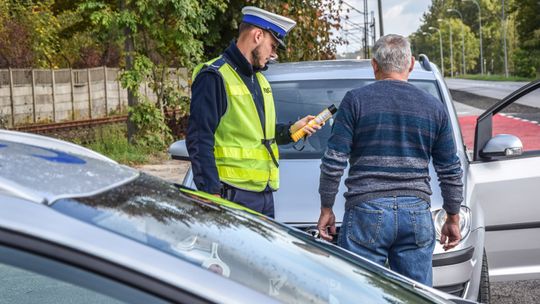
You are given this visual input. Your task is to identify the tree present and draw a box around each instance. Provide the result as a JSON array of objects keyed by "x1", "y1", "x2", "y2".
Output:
[
  {"x1": 79, "y1": 0, "x2": 227, "y2": 145},
  {"x1": 411, "y1": 0, "x2": 523, "y2": 76},
  {"x1": 0, "y1": 0, "x2": 62, "y2": 68},
  {"x1": 513, "y1": 0, "x2": 540, "y2": 77},
  {"x1": 201, "y1": 0, "x2": 345, "y2": 62}
]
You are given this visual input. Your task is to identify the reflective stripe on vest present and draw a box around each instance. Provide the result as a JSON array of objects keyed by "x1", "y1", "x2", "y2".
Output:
[{"x1": 194, "y1": 57, "x2": 279, "y2": 192}]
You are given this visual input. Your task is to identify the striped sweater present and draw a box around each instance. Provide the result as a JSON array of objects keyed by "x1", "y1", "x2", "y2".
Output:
[{"x1": 319, "y1": 80, "x2": 463, "y2": 214}]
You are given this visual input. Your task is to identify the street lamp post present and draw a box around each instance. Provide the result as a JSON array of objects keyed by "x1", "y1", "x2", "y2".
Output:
[
  {"x1": 447, "y1": 8, "x2": 466, "y2": 75},
  {"x1": 438, "y1": 18, "x2": 453, "y2": 77},
  {"x1": 463, "y1": 0, "x2": 483, "y2": 75},
  {"x1": 429, "y1": 26, "x2": 444, "y2": 76},
  {"x1": 422, "y1": 32, "x2": 435, "y2": 62}
]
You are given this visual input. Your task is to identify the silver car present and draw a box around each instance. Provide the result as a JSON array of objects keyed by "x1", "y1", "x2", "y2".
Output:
[
  {"x1": 0, "y1": 129, "x2": 478, "y2": 303},
  {"x1": 171, "y1": 57, "x2": 540, "y2": 303}
]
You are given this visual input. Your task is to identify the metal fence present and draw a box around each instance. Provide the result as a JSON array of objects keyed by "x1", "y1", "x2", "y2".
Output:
[{"x1": 0, "y1": 66, "x2": 189, "y2": 128}]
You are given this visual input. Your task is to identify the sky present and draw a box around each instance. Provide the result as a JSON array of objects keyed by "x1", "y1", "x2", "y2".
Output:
[{"x1": 337, "y1": 0, "x2": 432, "y2": 54}]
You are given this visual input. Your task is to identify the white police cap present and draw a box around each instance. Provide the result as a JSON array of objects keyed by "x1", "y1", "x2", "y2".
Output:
[{"x1": 241, "y1": 6, "x2": 296, "y2": 48}]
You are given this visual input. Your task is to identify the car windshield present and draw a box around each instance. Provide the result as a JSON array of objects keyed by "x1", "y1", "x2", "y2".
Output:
[
  {"x1": 51, "y1": 174, "x2": 444, "y2": 304},
  {"x1": 272, "y1": 79, "x2": 442, "y2": 159}
]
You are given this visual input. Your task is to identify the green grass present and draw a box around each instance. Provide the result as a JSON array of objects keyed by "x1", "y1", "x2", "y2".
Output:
[
  {"x1": 456, "y1": 74, "x2": 538, "y2": 82},
  {"x1": 77, "y1": 124, "x2": 168, "y2": 166}
]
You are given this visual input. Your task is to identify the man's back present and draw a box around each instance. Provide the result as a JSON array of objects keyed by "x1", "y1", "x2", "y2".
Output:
[{"x1": 321, "y1": 79, "x2": 462, "y2": 212}]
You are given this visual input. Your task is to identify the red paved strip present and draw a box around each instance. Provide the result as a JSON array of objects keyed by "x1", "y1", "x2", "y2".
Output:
[{"x1": 458, "y1": 114, "x2": 540, "y2": 151}]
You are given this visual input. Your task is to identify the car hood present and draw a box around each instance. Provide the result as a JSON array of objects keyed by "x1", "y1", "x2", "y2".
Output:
[{"x1": 274, "y1": 158, "x2": 444, "y2": 225}]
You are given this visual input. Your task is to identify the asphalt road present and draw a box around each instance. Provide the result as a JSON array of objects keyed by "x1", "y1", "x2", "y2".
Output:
[{"x1": 446, "y1": 78, "x2": 540, "y2": 109}]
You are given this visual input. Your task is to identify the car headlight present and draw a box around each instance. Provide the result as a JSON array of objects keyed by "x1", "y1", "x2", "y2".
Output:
[{"x1": 432, "y1": 206, "x2": 471, "y2": 242}]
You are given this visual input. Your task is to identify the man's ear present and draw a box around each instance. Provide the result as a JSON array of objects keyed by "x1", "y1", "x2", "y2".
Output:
[
  {"x1": 371, "y1": 58, "x2": 379, "y2": 73},
  {"x1": 409, "y1": 56, "x2": 415, "y2": 72},
  {"x1": 253, "y1": 28, "x2": 264, "y2": 44}
]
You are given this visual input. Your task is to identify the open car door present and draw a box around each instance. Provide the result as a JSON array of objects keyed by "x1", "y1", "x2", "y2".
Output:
[{"x1": 469, "y1": 79, "x2": 540, "y2": 282}]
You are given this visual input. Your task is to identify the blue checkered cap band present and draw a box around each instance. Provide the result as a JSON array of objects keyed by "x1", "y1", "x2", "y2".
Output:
[
  {"x1": 241, "y1": 6, "x2": 296, "y2": 44},
  {"x1": 243, "y1": 15, "x2": 286, "y2": 39}
]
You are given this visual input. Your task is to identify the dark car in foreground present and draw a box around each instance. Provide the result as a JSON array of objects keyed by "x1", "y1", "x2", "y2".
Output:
[{"x1": 0, "y1": 129, "x2": 476, "y2": 303}]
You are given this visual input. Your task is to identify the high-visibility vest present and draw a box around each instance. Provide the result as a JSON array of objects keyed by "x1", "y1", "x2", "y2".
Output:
[{"x1": 193, "y1": 57, "x2": 279, "y2": 192}]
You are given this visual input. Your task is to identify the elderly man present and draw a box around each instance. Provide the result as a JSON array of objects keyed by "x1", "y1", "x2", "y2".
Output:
[
  {"x1": 317, "y1": 34, "x2": 463, "y2": 286},
  {"x1": 186, "y1": 7, "x2": 319, "y2": 218}
]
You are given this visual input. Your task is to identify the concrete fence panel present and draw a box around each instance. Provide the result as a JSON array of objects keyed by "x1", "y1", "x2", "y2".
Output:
[{"x1": 0, "y1": 66, "x2": 189, "y2": 128}]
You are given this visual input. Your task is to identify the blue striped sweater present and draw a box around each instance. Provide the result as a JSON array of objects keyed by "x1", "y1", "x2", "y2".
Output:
[{"x1": 319, "y1": 80, "x2": 463, "y2": 214}]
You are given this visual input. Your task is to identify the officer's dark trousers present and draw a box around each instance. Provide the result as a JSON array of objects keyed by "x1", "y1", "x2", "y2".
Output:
[{"x1": 223, "y1": 184, "x2": 275, "y2": 218}]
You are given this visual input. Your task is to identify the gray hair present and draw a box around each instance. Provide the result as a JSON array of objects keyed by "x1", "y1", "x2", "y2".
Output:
[{"x1": 372, "y1": 34, "x2": 412, "y2": 73}]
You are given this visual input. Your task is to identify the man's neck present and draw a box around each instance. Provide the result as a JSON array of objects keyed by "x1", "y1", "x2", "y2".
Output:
[
  {"x1": 235, "y1": 40, "x2": 253, "y2": 66},
  {"x1": 376, "y1": 72, "x2": 409, "y2": 81}
]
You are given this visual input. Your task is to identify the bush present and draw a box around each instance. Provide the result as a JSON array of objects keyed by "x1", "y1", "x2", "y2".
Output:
[
  {"x1": 513, "y1": 49, "x2": 540, "y2": 79},
  {"x1": 81, "y1": 124, "x2": 166, "y2": 165}
]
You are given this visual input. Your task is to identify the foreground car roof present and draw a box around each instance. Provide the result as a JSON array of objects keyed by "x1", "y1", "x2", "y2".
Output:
[
  {"x1": 0, "y1": 130, "x2": 138, "y2": 204},
  {"x1": 264, "y1": 59, "x2": 437, "y2": 81}
]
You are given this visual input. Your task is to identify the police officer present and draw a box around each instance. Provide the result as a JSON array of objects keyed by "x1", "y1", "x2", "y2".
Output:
[{"x1": 186, "y1": 7, "x2": 319, "y2": 218}]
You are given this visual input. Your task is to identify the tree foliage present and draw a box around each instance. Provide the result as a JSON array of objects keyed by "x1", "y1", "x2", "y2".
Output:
[
  {"x1": 409, "y1": 0, "x2": 538, "y2": 77},
  {"x1": 513, "y1": 0, "x2": 540, "y2": 77},
  {"x1": 0, "y1": 0, "x2": 61, "y2": 68},
  {"x1": 201, "y1": 0, "x2": 345, "y2": 61},
  {"x1": 76, "y1": 0, "x2": 227, "y2": 147}
]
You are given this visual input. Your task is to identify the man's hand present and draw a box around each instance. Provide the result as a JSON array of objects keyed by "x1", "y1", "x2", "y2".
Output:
[
  {"x1": 290, "y1": 115, "x2": 322, "y2": 137},
  {"x1": 317, "y1": 207, "x2": 337, "y2": 241},
  {"x1": 440, "y1": 213, "x2": 461, "y2": 251}
]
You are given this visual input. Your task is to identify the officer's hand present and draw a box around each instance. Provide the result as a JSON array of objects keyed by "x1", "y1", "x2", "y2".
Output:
[
  {"x1": 317, "y1": 207, "x2": 336, "y2": 241},
  {"x1": 291, "y1": 115, "x2": 322, "y2": 137},
  {"x1": 440, "y1": 213, "x2": 461, "y2": 251}
]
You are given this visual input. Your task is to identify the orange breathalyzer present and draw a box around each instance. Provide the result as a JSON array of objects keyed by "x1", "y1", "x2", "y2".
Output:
[{"x1": 291, "y1": 104, "x2": 337, "y2": 142}]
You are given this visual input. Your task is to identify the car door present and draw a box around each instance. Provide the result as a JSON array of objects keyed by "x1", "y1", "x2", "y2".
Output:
[{"x1": 468, "y1": 79, "x2": 540, "y2": 282}]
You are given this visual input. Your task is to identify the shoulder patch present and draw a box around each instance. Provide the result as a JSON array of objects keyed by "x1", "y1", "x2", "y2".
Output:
[{"x1": 205, "y1": 57, "x2": 226, "y2": 72}]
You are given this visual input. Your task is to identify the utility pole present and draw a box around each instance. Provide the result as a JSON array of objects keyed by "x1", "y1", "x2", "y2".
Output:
[
  {"x1": 502, "y1": 0, "x2": 509, "y2": 77},
  {"x1": 371, "y1": 11, "x2": 376, "y2": 46},
  {"x1": 377, "y1": 0, "x2": 384, "y2": 37},
  {"x1": 363, "y1": 0, "x2": 369, "y2": 58}
]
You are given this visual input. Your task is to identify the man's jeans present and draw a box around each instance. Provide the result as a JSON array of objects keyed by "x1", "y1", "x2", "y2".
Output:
[{"x1": 338, "y1": 196, "x2": 436, "y2": 286}]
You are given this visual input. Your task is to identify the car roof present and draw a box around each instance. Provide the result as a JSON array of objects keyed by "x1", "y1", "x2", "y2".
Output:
[
  {"x1": 0, "y1": 130, "x2": 138, "y2": 205},
  {"x1": 263, "y1": 59, "x2": 437, "y2": 82}
]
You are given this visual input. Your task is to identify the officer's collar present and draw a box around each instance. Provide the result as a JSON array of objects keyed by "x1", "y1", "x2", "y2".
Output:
[{"x1": 223, "y1": 41, "x2": 267, "y2": 77}]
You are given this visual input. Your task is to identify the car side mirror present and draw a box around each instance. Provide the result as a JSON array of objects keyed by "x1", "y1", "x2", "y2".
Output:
[
  {"x1": 480, "y1": 134, "x2": 523, "y2": 158},
  {"x1": 169, "y1": 140, "x2": 190, "y2": 161}
]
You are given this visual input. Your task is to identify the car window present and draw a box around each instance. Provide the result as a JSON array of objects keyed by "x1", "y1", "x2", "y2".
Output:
[
  {"x1": 51, "y1": 174, "x2": 442, "y2": 304},
  {"x1": 455, "y1": 85, "x2": 540, "y2": 156},
  {"x1": 272, "y1": 79, "x2": 443, "y2": 158},
  {"x1": 0, "y1": 245, "x2": 167, "y2": 304}
]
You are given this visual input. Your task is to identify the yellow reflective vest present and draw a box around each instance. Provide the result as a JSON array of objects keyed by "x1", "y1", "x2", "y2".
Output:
[{"x1": 193, "y1": 57, "x2": 279, "y2": 192}]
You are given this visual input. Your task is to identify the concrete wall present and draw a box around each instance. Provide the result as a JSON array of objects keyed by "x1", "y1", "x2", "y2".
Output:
[{"x1": 0, "y1": 67, "x2": 189, "y2": 127}]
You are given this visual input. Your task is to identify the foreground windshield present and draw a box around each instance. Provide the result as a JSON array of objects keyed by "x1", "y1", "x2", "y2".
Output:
[
  {"x1": 52, "y1": 174, "x2": 440, "y2": 303},
  {"x1": 272, "y1": 79, "x2": 442, "y2": 158}
]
